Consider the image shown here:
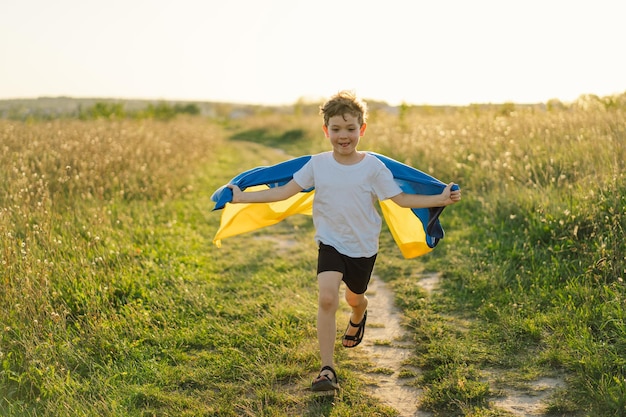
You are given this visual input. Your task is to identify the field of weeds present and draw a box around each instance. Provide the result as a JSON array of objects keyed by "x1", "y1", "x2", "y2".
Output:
[
  {"x1": 1, "y1": 96, "x2": 625, "y2": 416},
  {"x1": 366, "y1": 99, "x2": 626, "y2": 415}
]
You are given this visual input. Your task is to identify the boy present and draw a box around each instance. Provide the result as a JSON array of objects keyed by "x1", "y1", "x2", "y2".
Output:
[{"x1": 227, "y1": 90, "x2": 461, "y2": 391}]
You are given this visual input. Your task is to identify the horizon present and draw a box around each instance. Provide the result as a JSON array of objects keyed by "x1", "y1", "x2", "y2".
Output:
[{"x1": 3, "y1": 90, "x2": 624, "y2": 109}]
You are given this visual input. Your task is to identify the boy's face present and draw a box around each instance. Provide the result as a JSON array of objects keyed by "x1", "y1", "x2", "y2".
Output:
[{"x1": 322, "y1": 113, "x2": 367, "y2": 157}]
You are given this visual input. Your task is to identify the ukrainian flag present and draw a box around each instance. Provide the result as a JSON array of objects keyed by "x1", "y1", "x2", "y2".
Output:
[{"x1": 211, "y1": 153, "x2": 458, "y2": 259}]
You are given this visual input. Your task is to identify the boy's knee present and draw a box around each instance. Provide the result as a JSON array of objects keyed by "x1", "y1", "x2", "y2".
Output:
[
  {"x1": 345, "y1": 292, "x2": 366, "y2": 308},
  {"x1": 318, "y1": 292, "x2": 339, "y2": 312}
]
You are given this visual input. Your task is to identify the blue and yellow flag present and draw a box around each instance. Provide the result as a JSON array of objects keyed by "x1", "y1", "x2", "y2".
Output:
[{"x1": 211, "y1": 152, "x2": 458, "y2": 258}]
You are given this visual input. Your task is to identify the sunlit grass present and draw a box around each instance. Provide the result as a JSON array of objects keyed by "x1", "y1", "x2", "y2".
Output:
[
  {"x1": 0, "y1": 116, "x2": 396, "y2": 416},
  {"x1": 1, "y1": 96, "x2": 624, "y2": 415},
  {"x1": 1, "y1": 118, "x2": 226, "y2": 413},
  {"x1": 368, "y1": 102, "x2": 625, "y2": 415}
]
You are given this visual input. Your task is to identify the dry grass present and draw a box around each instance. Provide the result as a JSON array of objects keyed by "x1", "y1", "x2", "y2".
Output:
[{"x1": 1, "y1": 96, "x2": 624, "y2": 415}]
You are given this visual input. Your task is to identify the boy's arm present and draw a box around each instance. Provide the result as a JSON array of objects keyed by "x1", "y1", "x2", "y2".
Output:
[
  {"x1": 227, "y1": 179, "x2": 303, "y2": 204},
  {"x1": 390, "y1": 182, "x2": 461, "y2": 208}
]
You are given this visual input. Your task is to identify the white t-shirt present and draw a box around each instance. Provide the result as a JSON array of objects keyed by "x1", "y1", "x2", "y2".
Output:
[{"x1": 293, "y1": 152, "x2": 402, "y2": 257}]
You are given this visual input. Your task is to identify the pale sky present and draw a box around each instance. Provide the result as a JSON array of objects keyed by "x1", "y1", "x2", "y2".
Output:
[{"x1": 1, "y1": 0, "x2": 625, "y2": 106}]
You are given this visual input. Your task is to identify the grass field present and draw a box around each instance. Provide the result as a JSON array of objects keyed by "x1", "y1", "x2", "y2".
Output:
[{"x1": 1, "y1": 95, "x2": 625, "y2": 416}]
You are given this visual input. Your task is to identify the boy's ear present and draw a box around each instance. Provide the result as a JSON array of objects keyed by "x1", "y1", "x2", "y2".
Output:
[
  {"x1": 360, "y1": 123, "x2": 367, "y2": 136},
  {"x1": 322, "y1": 124, "x2": 329, "y2": 138}
]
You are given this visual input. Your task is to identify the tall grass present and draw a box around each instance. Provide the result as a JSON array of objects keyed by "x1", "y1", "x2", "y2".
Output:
[
  {"x1": 1, "y1": 97, "x2": 624, "y2": 416},
  {"x1": 0, "y1": 118, "x2": 223, "y2": 414},
  {"x1": 366, "y1": 102, "x2": 626, "y2": 415},
  {"x1": 0, "y1": 115, "x2": 396, "y2": 416}
]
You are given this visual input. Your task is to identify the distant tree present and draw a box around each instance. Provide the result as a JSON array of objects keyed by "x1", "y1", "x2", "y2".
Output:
[
  {"x1": 80, "y1": 102, "x2": 126, "y2": 120},
  {"x1": 497, "y1": 102, "x2": 516, "y2": 116},
  {"x1": 174, "y1": 103, "x2": 200, "y2": 115},
  {"x1": 546, "y1": 98, "x2": 567, "y2": 112}
]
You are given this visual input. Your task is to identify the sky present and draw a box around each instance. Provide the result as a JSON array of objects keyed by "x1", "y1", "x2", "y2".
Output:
[{"x1": 1, "y1": 0, "x2": 625, "y2": 106}]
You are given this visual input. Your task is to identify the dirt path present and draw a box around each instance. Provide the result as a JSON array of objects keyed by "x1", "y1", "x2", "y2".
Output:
[
  {"x1": 353, "y1": 273, "x2": 565, "y2": 417},
  {"x1": 352, "y1": 274, "x2": 433, "y2": 417}
]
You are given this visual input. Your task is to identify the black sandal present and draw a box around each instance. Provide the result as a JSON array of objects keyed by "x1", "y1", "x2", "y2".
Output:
[
  {"x1": 342, "y1": 310, "x2": 367, "y2": 348},
  {"x1": 311, "y1": 365, "x2": 339, "y2": 391}
]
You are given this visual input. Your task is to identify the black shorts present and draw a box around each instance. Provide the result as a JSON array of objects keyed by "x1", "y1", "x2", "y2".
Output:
[{"x1": 317, "y1": 242, "x2": 377, "y2": 294}]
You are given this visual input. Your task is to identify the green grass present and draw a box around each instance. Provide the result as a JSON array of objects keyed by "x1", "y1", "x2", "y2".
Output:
[
  {"x1": 1, "y1": 96, "x2": 625, "y2": 416},
  {"x1": 368, "y1": 102, "x2": 626, "y2": 416},
  {"x1": 0, "y1": 118, "x2": 397, "y2": 416}
]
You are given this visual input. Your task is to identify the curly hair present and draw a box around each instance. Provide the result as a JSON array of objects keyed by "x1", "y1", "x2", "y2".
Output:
[{"x1": 319, "y1": 90, "x2": 368, "y2": 126}]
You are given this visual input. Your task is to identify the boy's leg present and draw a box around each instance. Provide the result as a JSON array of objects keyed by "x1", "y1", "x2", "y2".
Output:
[
  {"x1": 342, "y1": 287, "x2": 368, "y2": 347},
  {"x1": 315, "y1": 271, "x2": 342, "y2": 381}
]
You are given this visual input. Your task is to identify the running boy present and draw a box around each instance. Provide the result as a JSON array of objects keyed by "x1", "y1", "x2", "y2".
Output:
[{"x1": 227, "y1": 90, "x2": 461, "y2": 391}]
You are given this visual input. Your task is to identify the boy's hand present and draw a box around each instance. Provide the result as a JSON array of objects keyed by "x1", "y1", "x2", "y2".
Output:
[
  {"x1": 227, "y1": 184, "x2": 243, "y2": 203},
  {"x1": 442, "y1": 183, "x2": 461, "y2": 206}
]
